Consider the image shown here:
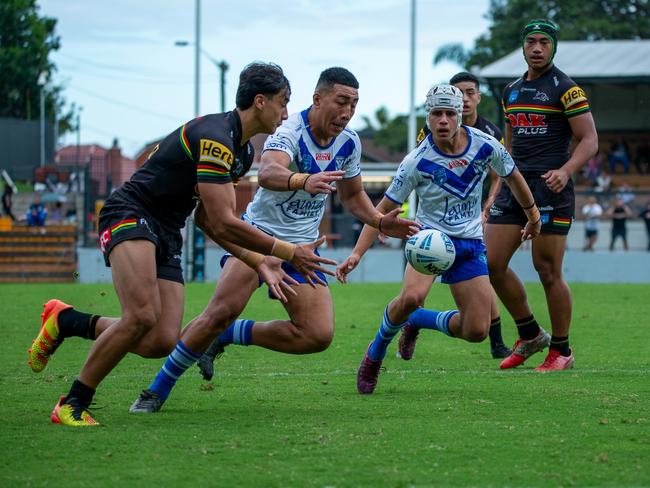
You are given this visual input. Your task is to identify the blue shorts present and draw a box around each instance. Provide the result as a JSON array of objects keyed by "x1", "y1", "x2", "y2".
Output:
[
  {"x1": 439, "y1": 237, "x2": 488, "y2": 285},
  {"x1": 220, "y1": 251, "x2": 328, "y2": 300}
]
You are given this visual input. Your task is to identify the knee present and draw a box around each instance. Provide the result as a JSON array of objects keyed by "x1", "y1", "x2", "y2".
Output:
[
  {"x1": 397, "y1": 293, "x2": 425, "y2": 314},
  {"x1": 458, "y1": 315, "x2": 489, "y2": 343},
  {"x1": 123, "y1": 305, "x2": 160, "y2": 338},
  {"x1": 297, "y1": 323, "x2": 333, "y2": 353},
  {"x1": 202, "y1": 301, "x2": 244, "y2": 334},
  {"x1": 534, "y1": 262, "x2": 558, "y2": 287}
]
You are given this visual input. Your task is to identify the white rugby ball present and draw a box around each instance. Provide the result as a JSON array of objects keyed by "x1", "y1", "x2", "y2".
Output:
[{"x1": 404, "y1": 229, "x2": 456, "y2": 275}]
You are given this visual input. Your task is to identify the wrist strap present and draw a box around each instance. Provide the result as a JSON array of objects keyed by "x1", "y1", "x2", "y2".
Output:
[
  {"x1": 270, "y1": 238, "x2": 296, "y2": 261},
  {"x1": 239, "y1": 249, "x2": 264, "y2": 269},
  {"x1": 522, "y1": 202, "x2": 536, "y2": 210},
  {"x1": 289, "y1": 173, "x2": 311, "y2": 191}
]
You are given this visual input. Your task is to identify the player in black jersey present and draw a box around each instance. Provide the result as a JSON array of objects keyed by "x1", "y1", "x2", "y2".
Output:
[
  {"x1": 485, "y1": 20, "x2": 598, "y2": 371},
  {"x1": 414, "y1": 72, "x2": 511, "y2": 359},
  {"x1": 30, "y1": 62, "x2": 337, "y2": 426}
]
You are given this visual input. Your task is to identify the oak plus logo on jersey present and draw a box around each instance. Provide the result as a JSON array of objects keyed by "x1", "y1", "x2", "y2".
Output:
[
  {"x1": 315, "y1": 153, "x2": 331, "y2": 161},
  {"x1": 507, "y1": 112, "x2": 548, "y2": 135},
  {"x1": 200, "y1": 139, "x2": 234, "y2": 166}
]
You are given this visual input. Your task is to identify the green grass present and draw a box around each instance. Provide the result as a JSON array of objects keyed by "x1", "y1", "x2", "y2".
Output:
[{"x1": 2, "y1": 283, "x2": 649, "y2": 487}]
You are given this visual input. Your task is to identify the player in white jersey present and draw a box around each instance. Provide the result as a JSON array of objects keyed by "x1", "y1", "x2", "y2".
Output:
[
  {"x1": 129, "y1": 67, "x2": 418, "y2": 413},
  {"x1": 336, "y1": 84, "x2": 542, "y2": 394}
]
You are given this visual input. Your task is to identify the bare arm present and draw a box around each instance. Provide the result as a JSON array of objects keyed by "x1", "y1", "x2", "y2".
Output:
[
  {"x1": 258, "y1": 150, "x2": 344, "y2": 194},
  {"x1": 504, "y1": 168, "x2": 541, "y2": 241},
  {"x1": 336, "y1": 196, "x2": 401, "y2": 283},
  {"x1": 197, "y1": 182, "x2": 337, "y2": 284},
  {"x1": 542, "y1": 112, "x2": 598, "y2": 193},
  {"x1": 337, "y1": 176, "x2": 419, "y2": 239},
  {"x1": 482, "y1": 168, "x2": 502, "y2": 223}
]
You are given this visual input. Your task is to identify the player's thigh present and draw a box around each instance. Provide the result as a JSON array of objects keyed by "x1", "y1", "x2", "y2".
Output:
[
  {"x1": 205, "y1": 257, "x2": 259, "y2": 321},
  {"x1": 449, "y1": 275, "x2": 492, "y2": 330},
  {"x1": 109, "y1": 239, "x2": 162, "y2": 325},
  {"x1": 484, "y1": 223, "x2": 523, "y2": 273},
  {"x1": 531, "y1": 233, "x2": 567, "y2": 276},
  {"x1": 283, "y1": 284, "x2": 333, "y2": 333}
]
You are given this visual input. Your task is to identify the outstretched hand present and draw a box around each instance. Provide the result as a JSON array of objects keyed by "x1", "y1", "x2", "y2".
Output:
[
  {"x1": 378, "y1": 207, "x2": 420, "y2": 239},
  {"x1": 256, "y1": 256, "x2": 299, "y2": 303},
  {"x1": 303, "y1": 170, "x2": 346, "y2": 195},
  {"x1": 336, "y1": 253, "x2": 361, "y2": 284},
  {"x1": 291, "y1": 236, "x2": 338, "y2": 287}
]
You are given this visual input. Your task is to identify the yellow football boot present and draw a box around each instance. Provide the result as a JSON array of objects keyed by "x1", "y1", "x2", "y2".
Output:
[{"x1": 28, "y1": 299, "x2": 72, "y2": 372}]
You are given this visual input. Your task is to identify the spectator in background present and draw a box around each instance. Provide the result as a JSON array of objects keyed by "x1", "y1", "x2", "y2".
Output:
[
  {"x1": 635, "y1": 142, "x2": 650, "y2": 175},
  {"x1": 26, "y1": 195, "x2": 47, "y2": 227},
  {"x1": 2, "y1": 184, "x2": 15, "y2": 221},
  {"x1": 615, "y1": 183, "x2": 635, "y2": 205},
  {"x1": 606, "y1": 197, "x2": 633, "y2": 251},
  {"x1": 581, "y1": 196, "x2": 602, "y2": 251},
  {"x1": 608, "y1": 137, "x2": 630, "y2": 174},
  {"x1": 49, "y1": 201, "x2": 64, "y2": 224},
  {"x1": 595, "y1": 169, "x2": 612, "y2": 194},
  {"x1": 640, "y1": 200, "x2": 650, "y2": 252},
  {"x1": 583, "y1": 151, "x2": 603, "y2": 186}
]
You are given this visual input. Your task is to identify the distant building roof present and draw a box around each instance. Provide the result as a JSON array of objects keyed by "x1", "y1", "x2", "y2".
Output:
[{"x1": 479, "y1": 40, "x2": 650, "y2": 83}]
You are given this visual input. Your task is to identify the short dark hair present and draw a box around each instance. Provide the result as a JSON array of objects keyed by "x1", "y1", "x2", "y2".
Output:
[
  {"x1": 449, "y1": 72, "x2": 480, "y2": 89},
  {"x1": 235, "y1": 62, "x2": 291, "y2": 110},
  {"x1": 315, "y1": 67, "x2": 359, "y2": 92}
]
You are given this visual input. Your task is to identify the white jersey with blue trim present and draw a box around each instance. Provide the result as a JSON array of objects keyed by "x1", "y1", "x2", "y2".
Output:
[
  {"x1": 386, "y1": 126, "x2": 515, "y2": 239},
  {"x1": 244, "y1": 109, "x2": 362, "y2": 243}
]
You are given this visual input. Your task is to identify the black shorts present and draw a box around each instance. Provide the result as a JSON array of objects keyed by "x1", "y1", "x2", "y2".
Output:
[
  {"x1": 97, "y1": 202, "x2": 184, "y2": 284},
  {"x1": 487, "y1": 175, "x2": 575, "y2": 235},
  {"x1": 585, "y1": 229, "x2": 598, "y2": 238}
]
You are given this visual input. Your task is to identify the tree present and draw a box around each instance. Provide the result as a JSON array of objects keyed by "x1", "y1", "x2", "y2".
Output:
[
  {"x1": 0, "y1": 0, "x2": 76, "y2": 133},
  {"x1": 435, "y1": 0, "x2": 650, "y2": 70}
]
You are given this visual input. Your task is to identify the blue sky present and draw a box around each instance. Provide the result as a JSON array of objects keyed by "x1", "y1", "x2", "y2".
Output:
[{"x1": 40, "y1": 0, "x2": 491, "y2": 157}]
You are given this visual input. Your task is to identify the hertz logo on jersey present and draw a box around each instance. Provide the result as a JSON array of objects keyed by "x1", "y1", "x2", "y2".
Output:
[
  {"x1": 561, "y1": 86, "x2": 587, "y2": 109},
  {"x1": 200, "y1": 139, "x2": 234, "y2": 167}
]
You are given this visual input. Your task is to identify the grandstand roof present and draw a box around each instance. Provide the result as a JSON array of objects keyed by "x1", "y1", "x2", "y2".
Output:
[{"x1": 479, "y1": 40, "x2": 650, "y2": 83}]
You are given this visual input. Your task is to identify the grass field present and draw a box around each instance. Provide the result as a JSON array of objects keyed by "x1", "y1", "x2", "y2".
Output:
[{"x1": 2, "y1": 282, "x2": 649, "y2": 487}]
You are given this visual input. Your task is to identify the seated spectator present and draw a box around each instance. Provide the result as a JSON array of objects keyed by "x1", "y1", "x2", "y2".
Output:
[
  {"x1": 595, "y1": 169, "x2": 612, "y2": 193},
  {"x1": 2, "y1": 183, "x2": 15, "y2": 221},
  {"x1": 608, "y1": 138, "x2": 630, "y2": 174},
  {"x1": 615, "y1": 183, "x2": 635, "y2": 205},
  {"x1": 49, "y1": 201, "x2": 64, "y2": 224},
  {"x1": 635, "y1": 142, "x2": 650, "y2": 175},
  {"x1": 583, "y1": 151, "x2": 603, "y2": 186},
  {"x1": 26, "y1": 195, "x2": 47, "y2": 227}
]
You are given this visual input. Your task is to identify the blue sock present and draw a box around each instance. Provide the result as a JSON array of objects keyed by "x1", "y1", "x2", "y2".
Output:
[
  {"x1": 148, "y1": 341, "x2": 201, "y2": 401},
  {"x1": 217, "y1": 319, "x2": 254, "y2": 346},
  {"x1": 368, "y1": 307, "x2": 406, "y2": 361},
  {"x1": 408, "y1": 308, "x2": 459, "y2": 337}
]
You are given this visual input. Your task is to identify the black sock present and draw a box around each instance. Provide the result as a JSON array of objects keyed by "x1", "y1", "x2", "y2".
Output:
[
  {"x1": 58, "y1": 309, "x2": 100, "y2": 339},
  {"x1": 550, "y1": 335, "x2": 570, "y2": 356},
  {"x1": 488, "y1": 317, "x2": 505, "y2": 347},
  {"x1": 64, "y1": 379, "x2": 95, "y2": 407},
  {"x1": 515, "y1": 315, "x2": 540, "y2": 340}
]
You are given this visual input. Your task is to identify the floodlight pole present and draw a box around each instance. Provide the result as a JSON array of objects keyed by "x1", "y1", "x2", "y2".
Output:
[{"x1": 407, "y1": 0, "x2": 417, "y2": 220}]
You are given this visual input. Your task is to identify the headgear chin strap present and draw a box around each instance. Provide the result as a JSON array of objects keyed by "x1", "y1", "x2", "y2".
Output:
[
  {"x1": 425, "y1": 84, "x2": 464, "y2": 129},
  {"x1": 522, "y1": 19, "x2": 558, "y2": 64}
]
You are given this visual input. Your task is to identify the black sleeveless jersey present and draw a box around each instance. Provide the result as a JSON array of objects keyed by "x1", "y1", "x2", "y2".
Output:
[
  {"x1": 415, "y1": 114, "x2": 502, "y2": 146},
  {"x1": 110, "y1": 110, "x2": 254, "y2": 230},
  {"x1": 502, "y1": 65, "x2": 591, "y2": 174}
]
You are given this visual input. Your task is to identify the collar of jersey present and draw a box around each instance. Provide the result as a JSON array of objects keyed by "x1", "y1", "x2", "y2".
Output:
[
  {"x1": 430, "y1": 125, "x2": 472, "y2": 159},
  {"x1": 228, "y1": 110, "x2": 244, "y2": 150},
  {"x1": 301, "y1": 108, "x2": 337, "y2": 150}
]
